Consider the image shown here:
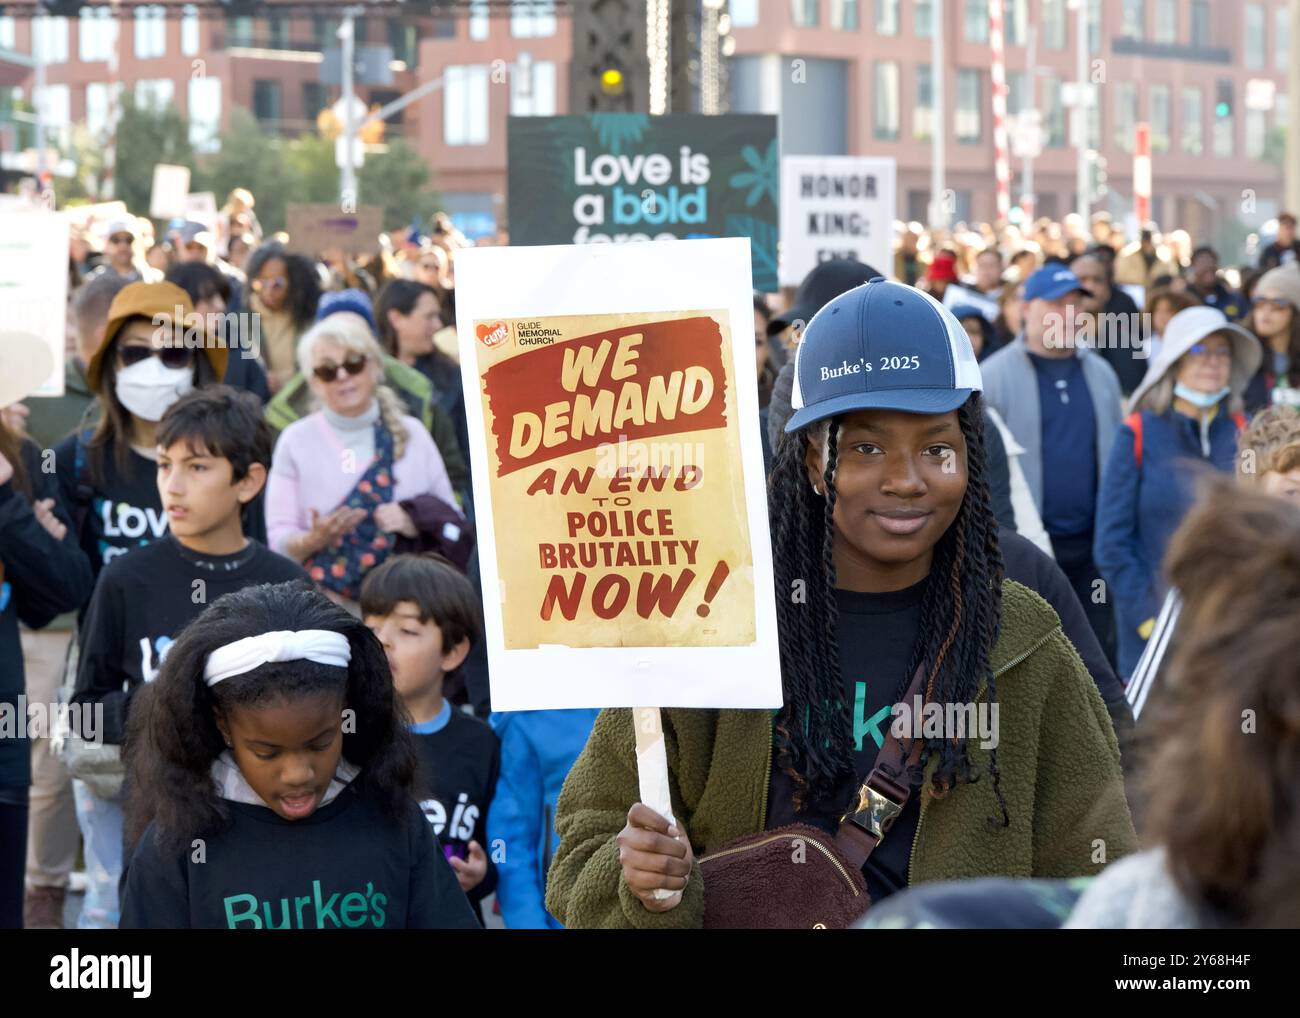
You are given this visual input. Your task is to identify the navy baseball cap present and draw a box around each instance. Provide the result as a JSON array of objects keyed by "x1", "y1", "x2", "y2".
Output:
[
  {"x1": 1023, "y1": 265, "x2": 1091, "y2": 302},
  {"x1": 784, "y1": 278, "x2": 983, "y2": 433}
]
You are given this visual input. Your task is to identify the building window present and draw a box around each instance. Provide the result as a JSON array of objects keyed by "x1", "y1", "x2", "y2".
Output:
[
  {"x1": 1245, "y1": 4, "x2": 1266, "y2": 69},
  {"x1": 1088, "y1": 100, "x2": 1102, "y2": 150},
  {"x1": 79, "y1": 8, "x2": 114, "y2": 63},
  {"x1": 0, "y1": 17, "x2": 14, "y2": 51},
  {"x1": 311, "y1": 16, "x2": 331, "y2": 49},
  {"x1": 1006, "y1": 70, "x2": 1028, "y2": 117},
  {"x1": 1276, "y1": 6, "x2": 1291, "y2": 72},
  {"x1": 1181, "y1": 86, "x2": 1202, "y2": 154},
  {"x1": 134, "y1": 7, "x2": 166, "y2": 59},
  {"x1": 873, "y1": 60, "x2": 900, "y2": 140},
  {"x1": 1153, "y1": 0, "x2": 1176, "y2": 43},
  {"x1": 1042, "y1": 0, "x2": 1066, "y2": 49},
  {"x1": 1149, "y1": 83, "x2": 1170, "y2": 152},
  {"x1": 510, "y1": 59, "x2": 557, "y2": 116},
  {"x1": 189, "y1": 76, "x2": 221, "y2": 153},
  {"x1": 1190, "y1": 1, "x2": 1210, "y2": 47},
  {"x1": 35, "y1": 16, "x2": 69, "y2": 64},
  {"x1": 1245, "y1": 108, "x2": 1268, "y2": 159},
  {"x1": 1213, "y1": 79, "x2": 1233, "y2": 157},
  {"x1": 135, "y1": 79, "x2": 174, "y2": 112},
  {"x1": 1005, "y1": 0, "x2": 1028, "y2": 46},
  {"x1": 1277, "y1": 92, "x2": 1290, "y2": 131},
  {"x1": 869, "y1": 0, "x2": 894, "y2": 34},
  {"x1": 86, "y1": 83, "x2": 125, "y2": 142},
  {"x1": 469, "y1": 1, "x2": 490, "y2": 40},
  {"x1": 1043, "y1": 74, "x2": 1066, "y2": 147},
  {"x1": 915, "y1": 0, "x2": 932, "y2": 37},
  {"x1": 791, "y1": 0, "x2": 818, "y2": 28},
  {"x1": 1088, "y1": 0, "x2": 1102, "y2": 51},
  {"x1": 266, "y1": 14, "x2": 289, "y2": 50},
  {"x1": 832, "y1": 0, "x2": 860, "y2": 30},
  {"x1": 252, "y1": 79, "x2": 282, "y2": 124},
  {"x1": 1113, "y1": 82, "x2": 1137, "y2": 151},
  {"x1": 731, "y1": 0, "x2": 759, "y2": 26},
  {"x1": 512, "y1": 1, "x2": 557, "y2": 37},
  {"x1": 230, "y1": 16, "x2": 254, "y2": 49},
  {"x1": 964, "y1": 0, "x2": 988, "y2": 43},
  {"x1": 444, "y1": 64, "x2": 489, "y2": 145},
  {"x1": 181, "y1": 6, "x2": 200, "y2": 56},
  {"x1": 956, "y1": 68, "x2": 982, "y2": 143},
  {"x1": 389, "y1": 22, "x2": 417, "y2": 65},
  {"x1": 914, "y1": 64, "x2": 933, "y2": 139},
  {"x1": 302, "y1": 81, "x2": 327, "y2": 120},
  {"x1": 1121, "y1": 0, "x2": 1145, "y2": 38},
  {"x1": 354, "y1": 18, "x2": 368, "y2": 44}
]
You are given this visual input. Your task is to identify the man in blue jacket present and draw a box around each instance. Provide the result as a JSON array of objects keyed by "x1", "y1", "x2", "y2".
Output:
[
  {"x1": 980, "y1": 265, "x2": 1125, "y2": 664},
  {"x1": 488, "y1": 709, "x2": 599, "y2": 928}
]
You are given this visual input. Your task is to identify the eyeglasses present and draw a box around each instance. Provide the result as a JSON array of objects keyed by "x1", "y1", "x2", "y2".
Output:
[
  {"x1": 254, "y1": 276, "x2": 288, "y2": 291},
  {"x1": 1254, "y1": 297, "x2": 1293, "y2": 313},
  {"x1": 1187, "y1": 343, "x2": 1233, "y2": 361},
  {"x1": 117, "y1": 342, "x2": 194, "y2": 371},
  {"x1": 312, "y1": 355, "x2": 369, "y2": 383}
]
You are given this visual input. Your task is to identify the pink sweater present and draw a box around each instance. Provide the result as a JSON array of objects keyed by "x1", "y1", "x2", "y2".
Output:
[{"x1": 266, "y1": 411, "x2": 458, "y2": 556}]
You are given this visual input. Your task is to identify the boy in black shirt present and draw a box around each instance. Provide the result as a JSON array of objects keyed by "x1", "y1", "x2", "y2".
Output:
[
  {"x1": 361, "y1": 554, "x2": 499, "y2": 925},
  {"x1": 72, "y1": 386, "x2": 307, "y2": 927}
]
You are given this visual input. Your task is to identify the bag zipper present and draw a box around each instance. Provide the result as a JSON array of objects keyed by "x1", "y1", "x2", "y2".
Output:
[
  {"x1": 759, "y1": 713, "x2": 774, "y2": 829},
  {"x1": 704, "y1": 832, "x2": 861, "y2": 897},
  {"x1": 905, "y1": 624, "x2": 1061, "y2": 881}
]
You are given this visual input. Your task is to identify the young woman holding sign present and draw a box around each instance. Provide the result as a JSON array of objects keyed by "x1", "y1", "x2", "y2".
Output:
[{"x1": 546, "y1": 278, "x2": 1136, "y2": 928}]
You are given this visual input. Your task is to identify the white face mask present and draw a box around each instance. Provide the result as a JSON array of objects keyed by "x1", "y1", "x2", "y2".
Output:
[{"x1": 115, "y1": 356, "x2": 194, "y2": 422}]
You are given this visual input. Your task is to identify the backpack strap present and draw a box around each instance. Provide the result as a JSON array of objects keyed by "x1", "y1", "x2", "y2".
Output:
[
  {"x1": 70, "y1": 429, "x2": 96, "y2": 538},
  {"x1": 1125, "y1": 411, "x2": 1144, "y2": 468}
]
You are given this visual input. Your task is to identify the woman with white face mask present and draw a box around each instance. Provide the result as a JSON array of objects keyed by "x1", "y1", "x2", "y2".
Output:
[{"x1": 1093, "y1": 306, "x2": 1262, "y2": 679}]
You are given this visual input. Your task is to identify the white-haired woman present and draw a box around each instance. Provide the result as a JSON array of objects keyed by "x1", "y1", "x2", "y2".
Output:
[
  {"x1": 266, "y1": 311, "x2": 460, "y2": 610},
  {"x1": 1093, "y1": 306, "x2": 1261, "y2": 678}
]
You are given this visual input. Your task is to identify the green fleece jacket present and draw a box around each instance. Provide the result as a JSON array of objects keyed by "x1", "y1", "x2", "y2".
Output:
[{"x1": 546, "y1": 579, "x2": 1137, "y2": 929}]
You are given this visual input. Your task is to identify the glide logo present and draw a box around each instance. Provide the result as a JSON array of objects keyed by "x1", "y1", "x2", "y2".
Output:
[{"x1": 223, "y1": 879, "x2": 388, "y2": 929}]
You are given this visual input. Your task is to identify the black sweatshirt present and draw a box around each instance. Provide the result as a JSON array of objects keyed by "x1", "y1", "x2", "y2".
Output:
[
  {"x1": 53, "y1": 432, "x2": 268, "y2": 589},
  {"x1": 72, "y1": 536, "x2": 308, "y2": 745},
  {"x1": 0, "y1": 442, "x2": 93, "y2": 788},
  {"x1": 766, "y1": 579, "x2": 927, "y2": 904},
  {"x1": 120, "y1": 780, "x2": 479, "y2": 929},
  {"x1": 410, "y1": 708, "x2": 500, "y2": 924}
]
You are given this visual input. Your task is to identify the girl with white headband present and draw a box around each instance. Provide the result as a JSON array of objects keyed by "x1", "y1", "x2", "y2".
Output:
[{"x1": 117, "y1": 582, "x2": 477, "y2": 929}]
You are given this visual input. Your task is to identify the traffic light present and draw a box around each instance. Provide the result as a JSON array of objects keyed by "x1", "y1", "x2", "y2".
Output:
[
  {"x1": 1215, "y1": 80, "x2": 1234, "y2": 120},
  {"x1": 571, "y1": 0, "x2": 649, "y2": 112}
]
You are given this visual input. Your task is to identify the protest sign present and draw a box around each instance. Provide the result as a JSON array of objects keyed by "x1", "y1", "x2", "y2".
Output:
[
  {"x1": 149, "y1": 164, "x2": 191, "y2": 220},
  {"x1": 183, "y1": 192, "x2": 218, "y2": 229},
  {"x1": 285, "y1": 203, "x2": 385, "y2": 256},
  {"x1": 0, "y1": 210, "x2": 69, "y2": 397},
  {"x1": 779, "y1": 155, "x2": 896, "y2": 286},
  {"x1": 456, "y1": 238, "x2": 781, "y2": 712},
  {"x1": 507, "y1": 114, "x2": 780, "y2": 292}
]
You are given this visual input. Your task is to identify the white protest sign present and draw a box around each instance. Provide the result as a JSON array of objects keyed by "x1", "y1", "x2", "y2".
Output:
[
  {"x1": 942, "y1": 283, "x2": 1001, "y2": 323},
  {"x1": 454, "y1": 238, "x2": 781, "y2": 713},
  {"x1": 149, "y1": 164, "x2": 192, "y2": 220},
  {"x1": 182, "y1": 192, "x2": 219, "y2": 229},
  {"x1": 779, "y1": 155, "x2": 896, "y2": 286},
  {"x1": 0, "y1": 210, "x2": 69, "y2": 397}
]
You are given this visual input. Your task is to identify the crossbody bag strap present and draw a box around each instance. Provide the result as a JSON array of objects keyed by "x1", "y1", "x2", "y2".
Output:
[{"x1": 834, "y1": 662, "x2": 929, "y2": 873}]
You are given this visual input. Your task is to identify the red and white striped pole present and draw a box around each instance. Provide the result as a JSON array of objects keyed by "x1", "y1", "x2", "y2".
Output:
[
  {"x1": 989, "y1": 0, "x2": 1012, "y2": 226},
  {"x1": 1134, "y1": 121, "x2": 1151, "y2": 225}
]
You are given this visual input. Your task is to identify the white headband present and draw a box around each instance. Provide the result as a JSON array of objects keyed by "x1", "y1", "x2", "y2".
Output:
[{"x1": 203, "y1": 630, "x2": 352, "y2": 686}]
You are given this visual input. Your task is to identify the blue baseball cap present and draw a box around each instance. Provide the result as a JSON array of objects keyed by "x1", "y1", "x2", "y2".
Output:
[
  {"x1": 316, "y1": 288, "x2": 377, "y2": 332},
  {"x1": 784, "y1": 277, "x2": 983, "y2": 433},
  {"x1": 1023, "y1": 265, "x2": 1091, "y2": 302}
]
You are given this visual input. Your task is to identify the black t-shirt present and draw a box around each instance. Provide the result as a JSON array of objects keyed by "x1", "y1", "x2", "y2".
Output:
[
  {"x1": 120, "y1": 780, "x2": 479, "y2": 929},
  {"x1": 53, "y1": 432, "x2": 269, "y2": 588},
  {"x1": 766, "y1": 578, "x2": 926, "y2": 903},
  {"x1": 410, "y1": 708, "x2": 500, "y2": 922},
  {"x1": 72, "y1": 535, "x2": 309, "y2": 745}
]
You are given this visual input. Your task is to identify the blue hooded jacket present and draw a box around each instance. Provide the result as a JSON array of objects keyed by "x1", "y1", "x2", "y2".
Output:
[
  {"x1": 1094, "y1": 406, "x2": 1242, "y2": 678},
  {"x1": 487, "y1": 708, "x2": 599, "y2": 929}
]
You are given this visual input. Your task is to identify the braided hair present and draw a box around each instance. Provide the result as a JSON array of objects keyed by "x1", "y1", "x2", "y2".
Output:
[{"x1": 768, "y1": 393, "x2": 1008, "y2": 823}]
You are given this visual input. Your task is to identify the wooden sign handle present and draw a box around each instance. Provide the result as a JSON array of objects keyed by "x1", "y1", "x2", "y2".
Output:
[{"x1": 632, "y1": 706, "x2": 679, "y2": 903}]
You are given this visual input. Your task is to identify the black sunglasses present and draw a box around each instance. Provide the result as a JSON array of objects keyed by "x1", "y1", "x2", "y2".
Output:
[
  {"x1": 117, "y1": 343, "x2": 193, "y2": 371},
  {"x1": 313, "y1": 354, "x2": 369, "y2": 383}
]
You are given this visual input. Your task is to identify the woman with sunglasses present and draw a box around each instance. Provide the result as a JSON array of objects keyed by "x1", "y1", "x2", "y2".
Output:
[
  {"x1": 1242, "y1": 264, "x2": 1300, "y2": 412},
  {"x1": 1094, "y1": 307, "x2": 1262, "y2": 679},
  {"x1": 266, "y1": 312, "x2": 461, "y2": 613},
  {"x1": 244, "y1": 242, "x2": 322, "y2": 395}
]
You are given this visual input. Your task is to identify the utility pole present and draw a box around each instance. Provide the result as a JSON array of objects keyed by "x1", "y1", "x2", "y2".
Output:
[
  {"x1": 1073, "y1": 0, "x2": 1089, "y2": 222},
  {"x1": 339, "y1": 7, "x2": 359, "y2": 205},
  {"x1": 33, "y1": 10, "x2": 46, "y2": 183},
  {"x1": 930, "y1": 0, "x2": 947, "y2": 230},
  {"x1": 1022, "y1": 24, "x2": 1036, "y2": 219}
]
